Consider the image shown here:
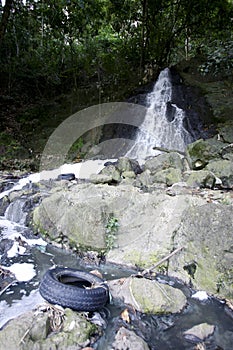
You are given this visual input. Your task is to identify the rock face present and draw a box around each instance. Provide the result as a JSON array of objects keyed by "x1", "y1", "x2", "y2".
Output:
[
  {"x1": 33, "y1": 183, "x2": 204, "y2": 260},
  {"x1": 108, "y1": 277, "x2": 187, "y2": 314},
  {"x1": 33, "y1": 177, "x2": 233, "y2": 301},
  {"x1": 169, "y1": 202, "x2": 233, "y2": 299},
  {"x1": 32, "y1": 145, "x2": 233, "y2": 302}
]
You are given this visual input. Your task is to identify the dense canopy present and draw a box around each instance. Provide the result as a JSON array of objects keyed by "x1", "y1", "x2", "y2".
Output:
[{"x1": 0, "y1": 0, "x2": 232, "y2": 96}]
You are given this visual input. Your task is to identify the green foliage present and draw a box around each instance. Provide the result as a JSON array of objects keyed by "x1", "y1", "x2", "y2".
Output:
[
  {"x1": 66, "y1": 137, "x2": 84, "y2": 161},
  {"x1": 105, "y1": 214, "x2": 119, "y2": 252},
  {"x1": 199, "y1": 37, "x2": 233, "y2": 77},
  {"x1": 0, "y1": 0, "x2": 232, "y2": 97}
]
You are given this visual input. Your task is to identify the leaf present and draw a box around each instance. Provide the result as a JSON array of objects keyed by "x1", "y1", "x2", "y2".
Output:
[
  {"x1": 90, "y1": 270, "x2": 103, "y2": 279},
  {"x1": 121, "y1": 308, "x2": 130, "y2": 323}
]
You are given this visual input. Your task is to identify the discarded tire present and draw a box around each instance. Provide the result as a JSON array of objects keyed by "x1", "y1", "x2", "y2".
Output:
[
  {"x1": 39, "y1": 267, "x2": 109, "y2": 311},
  {"x1": 57, "y1": 173, "x2": 75, "y2": 181}
]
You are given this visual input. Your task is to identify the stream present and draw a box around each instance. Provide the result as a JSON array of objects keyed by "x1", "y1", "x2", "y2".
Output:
[
  {"x1": 0, "y1": 68, "x2": 232, "y2": 349},
  {"x1": 0, "y1": 169, "x2": 233, "y2": 350}
]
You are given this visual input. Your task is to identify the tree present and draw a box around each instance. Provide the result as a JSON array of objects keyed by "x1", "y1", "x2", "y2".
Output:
[{"x1": 0, "y1": 0, "x2": 13, "y2": 46}]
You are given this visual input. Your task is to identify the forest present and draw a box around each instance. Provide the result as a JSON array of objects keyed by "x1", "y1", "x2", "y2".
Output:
[{"x1": 0, "y1": 0, "x2": 233, "y2": 169}]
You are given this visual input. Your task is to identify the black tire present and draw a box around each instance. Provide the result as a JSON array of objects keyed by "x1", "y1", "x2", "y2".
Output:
[
  {"x1": 39, "y1": 267, "x2": 109, "y2": 311},
  {"x1": 57, "y1": 173, "x2": 75, "y2": 181}
]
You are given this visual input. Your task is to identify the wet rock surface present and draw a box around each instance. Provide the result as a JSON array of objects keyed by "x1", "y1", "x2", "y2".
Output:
[
  {"x1": 112, "y1": 326, "x2": 150, "y2": 350},
  {"x1": 32, "y1": 152, "x2": 233, "y2": 301},
  {"x1": 109, "y1": 276, "x2": 187, "y2": 314},
  {"x1": 1, "y1": 142, "x2": 233, "y2": 349},
  {"x1": 0, "y1": 305, "x2": 98, "y2": 350},
  {"x1": 183, "y1": 323, "x2": 215, "y2": 343}
]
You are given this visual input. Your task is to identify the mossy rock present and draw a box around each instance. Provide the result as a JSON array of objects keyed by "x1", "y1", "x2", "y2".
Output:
[
  {"x1": 186, "y1": 138, "x2": 225, "y2": 168},
  {"x1": 152, "y1": 168, "x2": 182, "y2": 186},
  {"x1": 0, "y1": 308, "x2": 97, "y2": 350},
  {"x1": 206, "y1": 159, "x2": 233, "y2": 188},
  {"x1": 109, "y1": 277, "x2": 187, "y2": 314}
]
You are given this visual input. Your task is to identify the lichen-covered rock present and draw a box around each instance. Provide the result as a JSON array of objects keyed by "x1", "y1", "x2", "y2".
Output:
[
  {"x1": 116, "y1": 157, "x2": 134, "y2": 173},
  {"x1": 33, "y1": 183, "x2": 202, "y2": 268},
  {"x1": 152, "y1": 168, "x2": 182, "y2": 186},
  {"x1": 218, "y1": 122, "x2": 233, "y2": 143},
  {"x1": 89, "y1": 173, "x2": 113, "y2": 184},
  {"x1": 33, "y1": 180, "x2": 233, "y2": 301},
  {"x1": 135, "y1": 169, "x2": 154, "y2": 188},
  {"x1": 0, "y1": 307, "x2": 97, "y2": 350},
  {"x1": 206, "y1": 159, "x2": 233, "y2": 188},
  {"x1": 108, "y1": 277, "x2": 187, "y2": 314},
  {"x1": 186, "y1": 138, "x2": 225, "y2": 168},
  {"x1": 185, "y1": 170, "x2": 216, "y2": 188},
  {"x1": 121, "y1": 170, "x2": 136, "y2": 179},
  {"x1": 169, "y1": 202, "x2": 233, "y2": 300},
  {"x1": 112, "y1": 327, "x2": 150, "y2": 350},
  {"x1": 99, "y1": 164, "x2": 121, "y2": 183},
  {"x1": 144, "y1": 152, "x2": 183, "y2": 174}
]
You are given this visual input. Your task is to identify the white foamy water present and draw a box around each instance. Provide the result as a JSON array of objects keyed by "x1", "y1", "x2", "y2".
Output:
[
  {"x1": 4, "y1": 263, "x2": 36, "y2": 282},
  {"x1": 126, "y1": 68, "x2": 193, "y2": 163},
  {"x1": 0, "y1": 289, "x2": 44, "y2": 329},
  {"x1": 192, "y1": 290, "x2": 209, "y2": 301},
  {"x1": 0, "y1": 159, "x2": 115, "y2": 200}
]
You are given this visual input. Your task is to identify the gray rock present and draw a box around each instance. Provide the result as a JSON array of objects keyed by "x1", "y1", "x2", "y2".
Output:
[
  {"x1": 152, "y1": 168, "x2": 182, "y2": 186},
  {"x1": 206, "y1": 159, "x2": 233, "y2": 188},
  {"x1": 186, "y1": 138, "x2": 225, "y2": 169},
  {"x1": 0, "y1": 307, "x2": 96, "y2": 350},
  {"x1": 0, "y1": 195, "x2": 10, "y2": 216},
  {"x1": 218, "y1": 122, "x2": 233, "y2": 143},
  {"x1": 89, "y1": 173, "x2": 113, "y2": 184},
  {"x1": 116, "y1": 157, "x2": 134, "y2": 173},
  {"x1": 183, "y1": 323, "x2": 215, "y2": 343},
  {"x1": 33, "y1": 180, "x2": 233, "y2": 300},
  {"x1": 100, "y1": 164, "x2": 121, "y2": 183},
  {"x1": 169, "y1": 202, "x2": 233, "y2": 299},
  {"x1": 135, "y1": 169, "x2": 154, "y2": 188},
  {"x1": 145, "y1": 152, "x2": 183, "y2": 174},
  {"x1": 221, "y1": 143, "x2": 233, "y2": 160},
  {"x1": 112, "y1": 327, "x2": 150, "y2": 350},
  {"x1": 185, "y1": 170, "x2": 216, "y2": 188},
  {"x1": 121, "y1": 170, "x2": 136, "y2": 179},
  {"x1": 109, "y1": 277, "x2": 187, "y2": 314}
]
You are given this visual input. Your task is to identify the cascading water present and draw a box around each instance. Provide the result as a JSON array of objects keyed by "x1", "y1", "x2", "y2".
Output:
[{"x1": 126, "y1": 68, "x2": 194, "y2": 162}]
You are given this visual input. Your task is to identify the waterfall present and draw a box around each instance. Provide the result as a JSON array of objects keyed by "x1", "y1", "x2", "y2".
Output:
[
  {"x1": 4, "y1": 199, "x2": 28, "y2": 225},
  {"x1": 126, "y1": 68, "x2": 194, "y2": 163}
]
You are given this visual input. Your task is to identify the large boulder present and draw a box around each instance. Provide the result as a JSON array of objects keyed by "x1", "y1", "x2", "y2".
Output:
[
  {"x1": 186, "y1": 138, "x2": 225, "y2": 169},
  {"x1": 33, "y1": 183, "x2": 204, "y2": 259},
  {"x1": 217, "y1": 122, "x2": 233, "y2": 143},
  {"x1": 109, "y1": 277, "x2": 187, "y2": 314},
  {"x1": 0, "y1": 307, "x2": 97, "y2": 350},
  {"x1": 152, "y1": 168, "x2": 182, "y2": 186},
  {"x1": 33, "y1": 181, "x2": 233, "y2": 301},
  {"x1": 206, "y1": 159, "x2": 233, "y2": 188},
  {"x1": 144, "y1": 152, "x2": 183, "y2": 174},
  {"x1": 185, "y1": 170, "x2": 216, "y2": 188},
  {"x1": 169, "y1": 202, "x2": 233, "y2": 300}
]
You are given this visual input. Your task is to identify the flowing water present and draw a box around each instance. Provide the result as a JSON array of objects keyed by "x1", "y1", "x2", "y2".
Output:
[
  {"x1": 0, "y1": 70, "x2": 232, "y2": 348},
  {"x1": 0, "y1": 172, "x2": 233, "y2": 349},
  {"x1": 126, "y1": 68, "x2": 194, "y2": 163}
]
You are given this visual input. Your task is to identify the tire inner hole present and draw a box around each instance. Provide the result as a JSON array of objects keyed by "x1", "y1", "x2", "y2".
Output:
[{"x1": 59, "y1": 275, "x2": 92, "y2": 288}]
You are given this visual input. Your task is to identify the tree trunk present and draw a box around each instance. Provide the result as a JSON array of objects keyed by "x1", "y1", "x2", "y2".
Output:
[
  {"x1": 0, "y1": 0, "x2": 13, "y2": 46},
  {"x1": 140, "y1": 0, "x2": 148, "y2": 74}
]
